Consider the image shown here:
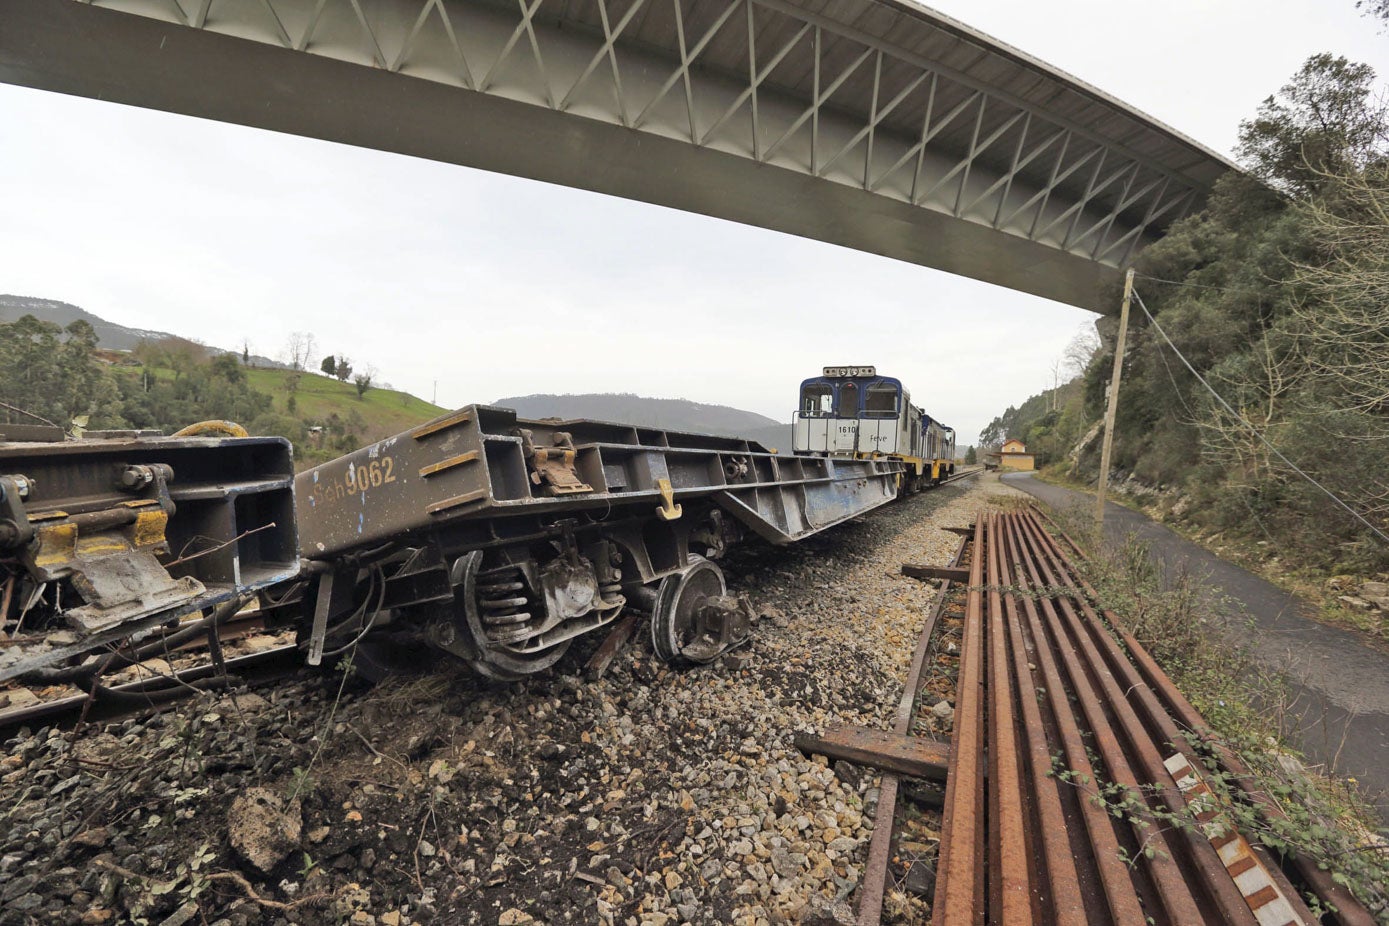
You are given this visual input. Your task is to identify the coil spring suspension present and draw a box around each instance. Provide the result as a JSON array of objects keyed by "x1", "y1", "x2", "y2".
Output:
[{"x1": 475, "y1": 564, "x2": 535, "y2": 644}]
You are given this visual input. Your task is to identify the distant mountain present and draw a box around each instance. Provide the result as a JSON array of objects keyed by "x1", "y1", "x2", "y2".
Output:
[
  {"x1": 493, "y1": 393, "x2": 792, "y2": 449},
  {"x1": 0, "y1": 294, "x2": 285, "y2": 367}
]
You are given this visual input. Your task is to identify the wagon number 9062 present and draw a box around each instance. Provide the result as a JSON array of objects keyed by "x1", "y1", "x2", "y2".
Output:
[
  {"x1": 313, "y1": 456, "x2": 399, "y2": 505},
  {"x1": 347, "y1": 458, "x2": 395, "y2": 493}
]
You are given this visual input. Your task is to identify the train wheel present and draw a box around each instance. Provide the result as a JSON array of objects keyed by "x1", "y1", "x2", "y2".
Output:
[
  {"x1": 650, "y1": 556, "x2": 727, "y2": 664},
  {"x1": 453, "y1": 551, "x2": 571, "y2": 680}
]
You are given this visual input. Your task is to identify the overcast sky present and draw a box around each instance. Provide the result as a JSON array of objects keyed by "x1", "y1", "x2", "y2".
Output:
[{"x1": 1, "y1": 1, "x2": 1383, "y2": 444}]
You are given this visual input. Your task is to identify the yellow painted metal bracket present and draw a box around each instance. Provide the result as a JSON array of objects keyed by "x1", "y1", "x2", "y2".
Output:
[{"x1": 655, "y1": 478, "x2": 682, "y2": 521}]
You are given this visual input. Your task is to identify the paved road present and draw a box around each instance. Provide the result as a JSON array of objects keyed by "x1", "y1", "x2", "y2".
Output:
[{"x1": 1004, "y1": 472, "x2": 1389, "y2": 825}]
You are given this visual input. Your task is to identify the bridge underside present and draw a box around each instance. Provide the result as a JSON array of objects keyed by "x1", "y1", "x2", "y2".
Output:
[{"x1": 0, "y1": 0, "x2": 1232, "y2": 312}]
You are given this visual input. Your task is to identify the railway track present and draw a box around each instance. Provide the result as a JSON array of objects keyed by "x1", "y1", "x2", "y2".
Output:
[
  {"x1": 933, "y1": 467, "x2": 981, "y2": 489},
  {"x1": 806, "y1": 506, "x2": 1375, "y2": 926},
  {"x1": 0, "y1": 608, "x2": 301, "y2": 737}
]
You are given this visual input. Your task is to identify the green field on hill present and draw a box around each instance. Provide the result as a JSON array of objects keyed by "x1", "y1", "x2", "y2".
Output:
[
  {"x1": 241, "y1": 367, "x2": 446, "y2": 442},
  {"x1": 108, "y1": 363, "x2": 447, "y2": 468}
]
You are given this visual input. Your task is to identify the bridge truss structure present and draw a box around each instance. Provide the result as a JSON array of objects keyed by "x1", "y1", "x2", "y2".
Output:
[{"x1": 0, "y1": 0, "x2": 1236, "y2": 310}]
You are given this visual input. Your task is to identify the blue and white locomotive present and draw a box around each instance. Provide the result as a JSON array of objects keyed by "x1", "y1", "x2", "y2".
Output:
[{"x1": 793, "y1": 365, "x2": 955, "y2": 492}]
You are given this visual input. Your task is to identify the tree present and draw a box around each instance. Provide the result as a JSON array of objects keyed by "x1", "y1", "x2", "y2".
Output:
[
  {"x1": 1053, "y1": 53, "x2": 1389, "y2": 567},
  {"x1": 1235, "y1": 54, "x2": 1384, "y2": 198},
  {"x1": 0, "y1": 316, "x2": 125, "y2": 431},
  {"x1": 320, "y1": 355, "x2": 337, "y2": 377},
  {"x1": 964, "y1": 445, "x2": 977, "y2": 465},
  {"x1": 283, "y1": 372, "x2": 302, "y2": 416},
  {"x1": 241, "y1": 339, "x2": 252, "y2": 366},
  {"x1": 1285, "y1": 164, "x2": 1389, "y2": 421},
  {"x1": 151, "y1": 336, "x2": 207, "y2": 381},
  {"x1": 285, "y1": 331, "x2": 316, "y2": 371},
  {"x1": 1064, "y1": 325, "x2": 1101, "y2": 378},
  {"x1": 353, "y1": 366, "x2": 375, "y2": 399},
  {"x1": 1358, "y1": 0, "x2": 1389, "y2": 29},
  {"x1": 334, "y1": 356, "x2": 353, "y2": 383}
]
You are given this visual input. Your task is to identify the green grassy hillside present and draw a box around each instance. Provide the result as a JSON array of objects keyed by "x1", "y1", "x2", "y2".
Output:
[
  {"x1": 109, "y1": 363, "x2": 447, "y2": 469},
  {"x1": 243, "y1": 368, "x2": 446, "y2": 443}
]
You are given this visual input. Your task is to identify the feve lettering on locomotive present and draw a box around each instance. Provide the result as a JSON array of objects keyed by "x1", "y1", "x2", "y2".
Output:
[{"x1": 792, "y1": 366, "x2": 955, "y2": 493}]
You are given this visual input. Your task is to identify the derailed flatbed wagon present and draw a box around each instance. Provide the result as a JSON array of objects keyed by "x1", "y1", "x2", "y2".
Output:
[
  {"x1": 288, "y1": 405, "x2": 905, "y2": 678},
  {"x1": 0, "y1": 425, "x2": 299, "y2": 683}
]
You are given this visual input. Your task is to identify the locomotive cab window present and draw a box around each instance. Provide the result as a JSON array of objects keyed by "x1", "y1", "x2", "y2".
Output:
[
  {"x1": 837, "y1": 381, "x2": 859, "y2": 417},
  {"x1": 801, "y1": 383, "x2": 834, "y2": 416},
  {"x1": 864, "y1": 382, "x2": 898, "y2": 418}
]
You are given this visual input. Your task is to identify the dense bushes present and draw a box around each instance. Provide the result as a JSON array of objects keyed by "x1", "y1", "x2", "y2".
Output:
[
  {"x1": 0, "y1": 321, "x2": 366, "y2": 470},
  {"x1": 1100, "y1": 56, "x2": 1389, "y2": 571},
  {"x1": 986, "y1": 54, "x2": 1389, "y2": 572}
]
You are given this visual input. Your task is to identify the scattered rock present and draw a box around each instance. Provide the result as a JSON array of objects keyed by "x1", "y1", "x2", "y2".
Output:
[
  {"x1": 228, "y1": 788, "x2": 302, "y2": 874},
  {"x1": 800, "y1": 893, "x2": 856, "y2": 925},
  {"x1": 229, "y1": 692, "x2": 270, "y2": 713},
  {"x1": 0, "y1": 688, "x2": 40, "y2": 710},
  {"x1": 159, "y1": 901, "x2": 200, "y2": 926},
  {"x1": 904, "y1": 859, "x2": 936, "y2": 896},
  {"x1": 72, "y1": 827, "x2": 109, "y2": 849},
  {"x1": 1360, "y1": 581, "x2": 1389, "y2": 609},
  {"x1": 723, "y1": 652, "x2": 753, "y2": 671},
  {"x1": 761, "y1": 606, "x2": 790, "y2": 628}
]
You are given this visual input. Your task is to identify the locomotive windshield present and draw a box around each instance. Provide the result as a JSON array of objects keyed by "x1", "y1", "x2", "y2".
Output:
[
  {"x1": 864, "y1": 382, "x2": 898, "y2": 418},
  {"x1": 838, "y1": 381, "x2": 859, "y2": 416},
  {"x1": 801, "y1": 383, "x2": 834, "y2": 416}
]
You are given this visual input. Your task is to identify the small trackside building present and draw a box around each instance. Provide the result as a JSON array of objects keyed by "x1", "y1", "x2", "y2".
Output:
[{"x1": 999, "y1": 438, "x2": 1035, "y2": 471}]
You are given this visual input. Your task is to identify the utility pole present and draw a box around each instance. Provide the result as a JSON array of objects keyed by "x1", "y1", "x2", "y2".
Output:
[{"x1": 1095, "y1": 268, "x2": 1134, "y2": 529}]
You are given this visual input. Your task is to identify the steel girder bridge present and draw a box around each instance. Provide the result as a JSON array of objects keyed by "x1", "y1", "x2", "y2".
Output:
[{"x1": 0, "y1": 0, "x2": 1235, "y2": 311}]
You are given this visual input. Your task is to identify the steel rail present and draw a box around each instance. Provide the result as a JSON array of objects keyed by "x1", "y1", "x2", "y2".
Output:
[
  {"x1": 0, "y1": 644, "x2": 301, "y2": 736},
  {"x1": 983, "y1": 512, "x2": 1032, "y2": 923},
  {"x1": 996, "y1": 512, "x2": 1144, "y2": 924},
  {"x1": 856, "y1": 531, "x2": 968, "y2": 925},
  {"x1": 1020, "y1": 515, "x2": 1298, "y2": 903},
  {"x1": 932, "y1": 517, "x2": 987, "y2": 925},
  {"x1": 992, "y1": 514, "x2": 1087, "y2": 924},
  {"x1": 1011, "y1": 512, "x2": 1254, "y2": 924},
  {"x1": 918, "y1": 509, "x2": 1358, "y2": 923}
]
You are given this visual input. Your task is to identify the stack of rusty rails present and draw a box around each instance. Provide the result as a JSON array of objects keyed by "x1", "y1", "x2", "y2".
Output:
[
  {"x1": 931, "y1": 509, "x2": 1377, "y2": 926},
  {"x1": 1028, "y1": 506, "x2": 1376, "y2": 925}
]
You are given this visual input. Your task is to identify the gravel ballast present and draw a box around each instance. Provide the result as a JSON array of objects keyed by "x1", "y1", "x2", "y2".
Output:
[{"x1": 0, "y1": 475, "x2": 1024, "y2": 926}]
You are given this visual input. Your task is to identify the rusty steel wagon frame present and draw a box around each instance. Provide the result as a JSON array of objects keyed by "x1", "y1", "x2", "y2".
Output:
[
  {"x1": 290, "y1": 404, "x2": 906, "y2": 678},
  {"x1": 0, "y1": 431, "x2": 299, "y2": 683}
]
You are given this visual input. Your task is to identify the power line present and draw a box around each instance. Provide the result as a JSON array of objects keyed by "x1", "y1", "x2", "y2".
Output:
[
  {"x1": 1133, "y1": 273, "x2": 1267, "y2": 298},
  {"x1": 1130, "y1": 288, "x2": 1389, "y2": 546}
]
